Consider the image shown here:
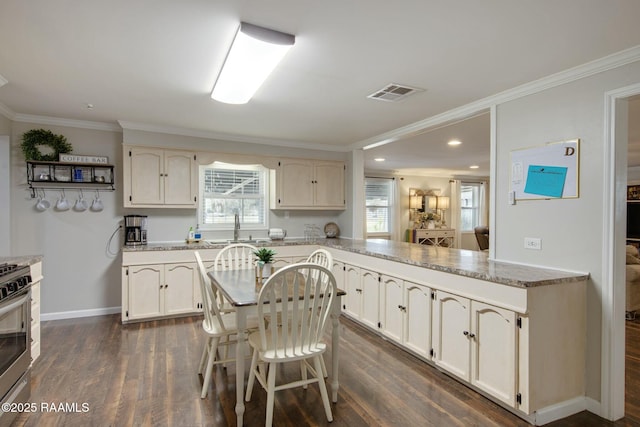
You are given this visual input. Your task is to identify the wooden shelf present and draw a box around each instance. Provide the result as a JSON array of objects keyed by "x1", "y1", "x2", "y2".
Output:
[{"x1": 27, "y1": 160, "x2": 115, "y2": 196}]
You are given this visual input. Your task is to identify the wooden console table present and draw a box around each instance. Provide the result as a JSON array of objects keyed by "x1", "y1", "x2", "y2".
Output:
[{"x1": 414, "y1": 228, "x2": 455, "y2": 247}]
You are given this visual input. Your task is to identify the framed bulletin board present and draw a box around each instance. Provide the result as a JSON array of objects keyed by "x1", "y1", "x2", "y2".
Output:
[{"x1": 510, "y1": 139, "x2": 580, "y2": 201}]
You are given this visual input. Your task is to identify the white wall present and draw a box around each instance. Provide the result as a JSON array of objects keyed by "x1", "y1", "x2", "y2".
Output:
[
  {"x1": 494, "y1": 60, "x2": 640, "y2": 404},
  {"x1": 10, "y1": 122, "x2": 123, "y2": 317}
]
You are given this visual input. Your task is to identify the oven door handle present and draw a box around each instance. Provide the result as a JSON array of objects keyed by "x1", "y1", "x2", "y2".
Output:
[{"x1": 0, "y1": 291, "x2": 30, "y2": 317}]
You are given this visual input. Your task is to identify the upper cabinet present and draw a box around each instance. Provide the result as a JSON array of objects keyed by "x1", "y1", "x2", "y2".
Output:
[
  {"x1": 123, "y1": 146, "x2": 198, "y2": 208},
  {"x1": 271, "y1": 159, "x2": 345, "y2": 210}
]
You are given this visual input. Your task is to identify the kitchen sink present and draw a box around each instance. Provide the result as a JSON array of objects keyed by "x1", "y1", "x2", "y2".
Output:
[{"x1": 208, "y1": 238, "x2": 271, "y2": 244}]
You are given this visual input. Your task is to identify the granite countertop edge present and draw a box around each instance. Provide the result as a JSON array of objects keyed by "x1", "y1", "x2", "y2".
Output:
[
  {"x1": 122, "y1": 239, "x2": 589, "y2": 288},
  {"x1": 0, "y1": 255, "x2": 44, "y2": 267}
]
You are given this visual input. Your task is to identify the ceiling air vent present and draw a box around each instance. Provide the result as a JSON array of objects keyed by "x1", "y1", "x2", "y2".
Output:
[{"x1": 367, "y1": 83, "x2": 424, "y2": 102}]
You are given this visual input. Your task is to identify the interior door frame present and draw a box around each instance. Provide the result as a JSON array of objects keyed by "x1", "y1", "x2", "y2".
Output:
[{"x1": 604, "y1": 82, "x2": 640, "y2": 420}]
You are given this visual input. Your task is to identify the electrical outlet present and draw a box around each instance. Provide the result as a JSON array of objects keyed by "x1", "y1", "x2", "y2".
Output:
[{"x1": 524, "y1": 237, "x2": 541, "y2": 250}]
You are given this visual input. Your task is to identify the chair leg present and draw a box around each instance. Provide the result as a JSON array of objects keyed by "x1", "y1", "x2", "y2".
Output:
[
  {"x1": 198, "y1": 338, "x2": 209, "y2": 374},
  {"x1": 314, "y1": 356, "x2": 333, "y2": 422},
  {"x1": 245, "y1": 348, "x2": 260, "y2": 402},
  {"x1": 320, "y1": 354, "x2": 328, "y2": 378},
  {"x1": 265, "y1": 362, "x2": 277, "y2": 427},
  {"x1": 201, "y1": 337, "x2": 220, "y2": 399}
]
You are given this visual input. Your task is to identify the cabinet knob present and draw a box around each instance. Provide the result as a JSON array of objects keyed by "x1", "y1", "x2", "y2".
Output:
[
  {"x1": 469, "y1": 333, "x2": 476, "y2": 338},
  {"x1": 463, "y1": 331, "x2": 469, "y2": 336}
]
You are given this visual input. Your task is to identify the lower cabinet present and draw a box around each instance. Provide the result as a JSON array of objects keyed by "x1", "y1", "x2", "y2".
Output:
[
  {"x1": 124, "y1": 263, "x2": 199, "y2": 321},
  {"x1": 338, "y1": 263, "x2": 380, "y2": 329},
  {"x1": 380, "y1": 275, "x2": 432, "y2": 359},
  {"x1": 432, "y1": 290, "x2": 517, "y2": 406}
]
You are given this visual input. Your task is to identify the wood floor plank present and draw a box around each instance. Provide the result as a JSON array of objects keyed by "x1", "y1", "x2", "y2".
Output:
[{"x1": 11, "y1": 313, "x2": 640, "y2": 426}]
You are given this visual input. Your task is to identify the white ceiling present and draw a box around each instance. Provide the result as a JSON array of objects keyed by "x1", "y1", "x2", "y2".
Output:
[{"x1": 1, "y1": 1, "x2": 640, "y2": 177}]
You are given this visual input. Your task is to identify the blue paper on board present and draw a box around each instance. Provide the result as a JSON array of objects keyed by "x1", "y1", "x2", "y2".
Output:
[{"x1": 523, "y1": 165, "x2": 567, "y2": 198}]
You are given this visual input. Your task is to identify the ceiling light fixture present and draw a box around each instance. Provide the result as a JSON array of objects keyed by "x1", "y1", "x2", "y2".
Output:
[
  {"x1": 374, "y1": 158, "x2": 386, "y2": 162},
  {"x1": 0, "y1": 73, "x2": 7, "y2": 88},
  {"x1": 448, "y1": 139, "x2": 462, "y2": 146},
  {"x1": 211, "y1": 22, "x2": 295, "y2": 105},
  {"x1": 469, "y1": 165, "x2": 479, "y2": 169}
]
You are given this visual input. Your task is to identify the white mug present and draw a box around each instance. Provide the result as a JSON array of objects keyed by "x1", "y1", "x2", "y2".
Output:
[
  {"x1": 35, "y1": 195, "x2": 50, "y2": 211},
  {"x1": 56, "y1": 193, "x2": 70, "y2": 211},
  {"x1": 90, "y1": 195, "x2": 104, "y2": 212},
  {"x1": 74, "y1": 195, "x2": 88, "y2": 212}
]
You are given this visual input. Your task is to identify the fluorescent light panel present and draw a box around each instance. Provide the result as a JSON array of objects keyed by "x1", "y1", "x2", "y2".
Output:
[{"x1": 211, "y1": 22, "x2": 295, "y2": 104}]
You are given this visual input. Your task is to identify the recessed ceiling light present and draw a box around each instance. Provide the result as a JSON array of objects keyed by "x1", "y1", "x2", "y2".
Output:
[
  {"x1": 448, "y1": 140, "x2": 462, "y2": 146},
  {"x1": 469, "y1": 165, "x2": 479, "y2": 169},
  {"x1": 374, "y1": 158, "x2": 385, "y2": 162}
]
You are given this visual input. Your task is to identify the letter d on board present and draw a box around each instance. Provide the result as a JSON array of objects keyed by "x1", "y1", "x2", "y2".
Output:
[{"x1": 564, "y1": 147, "x2": 575, "y2": 156}]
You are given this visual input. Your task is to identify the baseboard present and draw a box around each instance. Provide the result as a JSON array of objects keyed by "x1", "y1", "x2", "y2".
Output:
[
  {"x1": 533, "y1": 396, "x2": 588, "y2": 425},
  {"x1": 41, "y1": 306, "x2": 121, "y2": 321}
]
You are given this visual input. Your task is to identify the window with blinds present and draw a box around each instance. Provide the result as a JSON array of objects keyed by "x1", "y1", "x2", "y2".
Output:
[
  {"x1": 460, "y1": 182, "x2": 482, "y2": 231},
  {"x1": 199, "y1": 163, "x2": 268, "y2": 230},
  {"x1": 365, "y1": 178, "x2": 393, "y2": 234}
]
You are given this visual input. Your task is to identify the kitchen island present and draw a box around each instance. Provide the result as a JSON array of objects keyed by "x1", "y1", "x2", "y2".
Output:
[{"x1": 122, "y1": 238, "x2": 587, "y2": 425}]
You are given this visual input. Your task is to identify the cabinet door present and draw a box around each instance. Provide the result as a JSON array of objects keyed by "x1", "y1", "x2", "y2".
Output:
[
  {"x1": 470, "y1": 301, "x2": 517, "y2": 406},
  {"x1": 164, "y1": 150, "x2": 197, "y2": 206},
  {"x1": 342, "y1": 265, "x2": 361, "y2": 319},
  {"x1": 380, "y1": 275, "x2": 403, "y2": 343},
  {"x1": 273, "y1": 256, "x2": 293, "y2": 271},
  {"x1": 404, "y1": 282, "x2": 431, "y2": 358},
  {"x1": 164, "y1": 263, "x2": 198, "y2": 315},
  {"x1": 128, "y1": 265, "x2": 163, "y2": 320},
  {"x1": 433, "y1": 290, "x2": 470, "y2": 381},
  {"x1": 314, "y1": 162, "x2": 345, "y2": 208},
  {"x1": 276, "y1": 160, "x2": 314, "y2": 207},
  {"x1": 360, "y1": 269, "x2": 380, "y2": 330},
  {"x1": 129, "y1": 148, "x2": 163, "y2": 205},
  {"x1": 331, "y1": 260, "x2": 345, "y2": 291}
]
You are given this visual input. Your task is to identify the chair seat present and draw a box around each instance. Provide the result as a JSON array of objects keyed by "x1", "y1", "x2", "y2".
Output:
[
  {"x1": 248, "y1": 328, "x2": 326, "y2": 362},
  {"x1": 203, "y1": 312, "x2": 260, "y2": 337}
]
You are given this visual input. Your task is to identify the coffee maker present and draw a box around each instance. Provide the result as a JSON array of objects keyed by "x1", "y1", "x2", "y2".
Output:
[{"x1": 124, "y1": 215, "x2": 148, "y2": 246}]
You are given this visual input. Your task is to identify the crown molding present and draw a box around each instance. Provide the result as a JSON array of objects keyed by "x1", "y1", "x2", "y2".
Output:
[
  {"x1": 0, "y1": 101, "x2": 15, "y2": 121},
  {"x1": 353, "y1": 44, "x2": 640, "y2": 151},
  {"x1": 118, "y1": 120, "x2": 350, "y2": 152},
  {"x1": 12, "y1": 114, "x2": 122, "y2": 132}
]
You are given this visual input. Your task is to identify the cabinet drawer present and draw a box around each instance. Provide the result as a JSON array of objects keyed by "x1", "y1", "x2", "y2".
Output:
[{"x1": 415, "y1": 230, "x2": 454, "y2": 238}]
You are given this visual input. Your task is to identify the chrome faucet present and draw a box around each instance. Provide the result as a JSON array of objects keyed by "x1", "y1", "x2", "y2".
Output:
[{"x1": 233, "y1": 212, "x2": 240, "y2": 241}]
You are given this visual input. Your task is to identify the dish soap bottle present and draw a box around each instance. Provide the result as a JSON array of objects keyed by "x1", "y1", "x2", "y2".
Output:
[
  {"x1": 188, "y1": 226, "x2": 195, "y2": 241},
  {"x1": 194, "y1": 224, "x2": 202, "y2": 241}
]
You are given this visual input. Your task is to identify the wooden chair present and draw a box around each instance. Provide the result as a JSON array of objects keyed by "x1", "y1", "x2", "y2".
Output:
[
  {"x1": 305, "y1": 248, "x2": 333, "y2": 376},
  {"x1": 245, "y1": 263, "x2": 337, "y2": 427},
  {"x1": 214, "y1": 243, "x2": 258, "y2": 270},
  {"x1": 194, "y1": 251, "x2": 257, "y2": 399},
  {"x1": 213, "y1": 243, "x2": 258, "y2": 312}
]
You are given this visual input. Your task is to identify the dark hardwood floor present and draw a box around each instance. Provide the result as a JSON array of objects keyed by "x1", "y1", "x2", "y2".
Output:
[{"x1": 11, "y1": 314, "x2": 640, "y2": 426}]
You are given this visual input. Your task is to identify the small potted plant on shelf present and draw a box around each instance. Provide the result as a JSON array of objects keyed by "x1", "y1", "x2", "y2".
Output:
[
  {"x1": 420, "y1": 212, "x2": 441, "y2": 229},
  {"x1": 254, "y1": 248, "x2": 277, "y2": 280}
]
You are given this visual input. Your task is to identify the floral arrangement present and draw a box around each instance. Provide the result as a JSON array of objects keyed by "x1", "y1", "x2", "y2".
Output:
[{"x1": 420, "y1": 211, "x2": 441, "y2": 222}]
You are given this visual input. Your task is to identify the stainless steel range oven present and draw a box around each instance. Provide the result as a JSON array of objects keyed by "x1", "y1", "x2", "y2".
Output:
[{"x1": 0, "y1": 263, "x2": 32, "y2": 427}]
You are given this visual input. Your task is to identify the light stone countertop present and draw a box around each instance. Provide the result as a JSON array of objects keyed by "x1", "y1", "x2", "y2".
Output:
[
  {"x1": 0, "y1": 255, "x2": 43, "y2": 267},
  {"x1": 123, "y1": 238, "x2": 588, "y2": 288}
]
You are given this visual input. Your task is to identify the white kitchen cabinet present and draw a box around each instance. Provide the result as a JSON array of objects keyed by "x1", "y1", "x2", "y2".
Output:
[
  {"x1": 124, "y1": 262, "x2": 198, "y2": 321},
  {"x1": 123, "y1": 146, "x2": 197, "y2": 208},
  {"x1": 30, "y1": 261, "x2": 43, "y2": 363},
  {"x1": 360, "y1": 269, "x2": 380, "y2": 330},
  {"x1": 380, "y1": 275, "x2": 403, "y2": 343},
  {"x1": 342, "y1": 264, "x2": 361, "y2": 319},
  {"x1": 403, "y1": 281, "x2": 432, "y2": 359},
  {"x1": 432, "y1": 290, "x2": 517, "y2": 406},
  {"x1": 271, "y1": 159, "x2": 345, "y2": 210},
  {"x1": 432, "y1": 290, "x2": 471, "y2": 380}
]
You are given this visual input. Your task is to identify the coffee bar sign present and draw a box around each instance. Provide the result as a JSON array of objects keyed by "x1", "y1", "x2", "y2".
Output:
[{"x1": 59, "y1": 154, "x2": 109, "y2": 164}]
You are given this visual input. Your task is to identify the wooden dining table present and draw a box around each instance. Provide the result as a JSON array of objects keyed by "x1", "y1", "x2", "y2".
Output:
[{"x1": 207, "y1": 268, "x2": 344, "y2": 426}]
